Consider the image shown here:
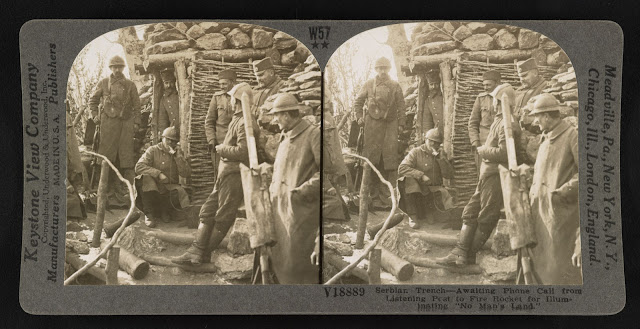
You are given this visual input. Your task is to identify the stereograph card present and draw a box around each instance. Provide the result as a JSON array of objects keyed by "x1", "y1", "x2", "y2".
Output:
[{"x1": 19, "y1": 20, "x2": 624, "y2": 314}]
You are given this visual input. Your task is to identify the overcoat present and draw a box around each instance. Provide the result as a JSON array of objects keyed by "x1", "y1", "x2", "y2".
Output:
[
  {"x1": 269, "y1": 119, "x2": 320, "y2": 284},
  {"x1": 529, "y1": 120, "x2": 581, "y2": 284},
  {"x1": 398, "y1": 144, "x2": 453, "y2": 195},
  {"x1": 417, "y1": 91, "x2": 444, "y2": 139},
  {"x1": 135, "y1": 143, "x2": 191, "y2": 208}
]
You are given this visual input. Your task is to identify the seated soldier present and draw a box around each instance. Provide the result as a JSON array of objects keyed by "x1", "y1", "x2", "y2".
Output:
[
  {"x1": 398, "y1": 128, "x2": 454, "y2": 229},
  {"x1": 135, "y1": 127, "x2": 191, "y2": 228}
]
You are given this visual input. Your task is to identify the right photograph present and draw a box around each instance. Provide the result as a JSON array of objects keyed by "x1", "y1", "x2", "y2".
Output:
[{"x1": 323, "y1": 22, "x2": 581, "y2": 285}]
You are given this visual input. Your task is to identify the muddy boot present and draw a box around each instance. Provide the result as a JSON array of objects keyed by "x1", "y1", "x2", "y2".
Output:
[
  {"x1": 171, "y1": 222, "x2": 213, "y2": 265},
  {"x1": 201, "y1": 221, "x2": 233, "y2": 264},
  {"x1": 466, "y1": 227, "x2": 492, "y2": 265},
  {"x1": 408, "y1": 213, "x2": 420, "y2": 229},
  {"x1": 435, "y1": 223, "x2": 477, "y2": 266}
]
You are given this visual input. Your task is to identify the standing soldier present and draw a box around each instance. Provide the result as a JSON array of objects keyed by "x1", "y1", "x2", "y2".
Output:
[
  {"x1": 157, "y1": 68, "x2": 180, "y2": 134},
  {"x1": 268, "y1": 93, "x2": 320, "y2": 284},
  {"x1": 417, "y1": 69, "x2": 444, "y2": 142},
  {"x1": 251, "y1": 57, "x2": 286, "y2": 163},
  {"x1": 436, "y1": 83, "x2": 522, "y2": 266},
  {"x1": 205, "y1": 69, "x2": 236, "y2": 177},
  {"x1": 528, "y1": 94, "x2": 581, "y2": 284},
  {"x1": 353, "y1": 57, "x2": 405, "y2": 208},
  {"x1": 172, "y1": 83, "x2": 258, "y2": 266},
  {"x1": 468, "y1": 70, "x2": 500, "y2": 175},
  {"x1": 88, "y1": 55, "x2": 141, "y2": 198}
]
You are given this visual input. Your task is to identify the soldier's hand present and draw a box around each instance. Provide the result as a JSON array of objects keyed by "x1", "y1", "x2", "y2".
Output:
[
  {"x1": 214, "y1": 144, "x2": 224, "y2": 153},
  {"x1": 158, "y1": 173, "x2": 169, "y2": 183},
  {"x1": 421, "y1": 175, "x2": 430, "y2": 183},
  {"x1": 572, "y1": 249, "x2": 581, "y2": 267},
  {"x1": 92, "y1": 113, "x2": 100, "y2": 124},
  {"x1": 357, "y1": 117, "x2": 364, "y2": 126},
  {"x1": 310, "y1": 236, "x2": 320, "y2": 266},
  {"x1": 472, "y1": 141, "x2": 481, "y2": 148}
]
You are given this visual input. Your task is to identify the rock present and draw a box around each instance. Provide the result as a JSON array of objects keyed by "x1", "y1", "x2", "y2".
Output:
[
  {"x1": 540, "y1": 35, "x2": 561, "y2": 52},
  {"x1": 280, "y1": 85, "x2": 300, "y2": 93},
  {"x1": 294, "y1": 70, "x2": 322, "y2": 83},
  {"x1": 553, "y1": 71, "x2": 576, "y2": 83},
  {"x1": 298, "y1": 88, "x2": 321, "y2": 100},
  {"x1": 491, "y1": 219, "x2": 516, "y2": 258},
  {"x1": 227, "y1": 218, "x2": 252, "y2": 255},
  {"x1": 220, "y1": 27, "x2": 231, "y2": 35},
  {"x1": 238, "y1": 23, "x2": 253, "y2": 33},
  {"x1": 411, "y1": 40, "x2": 458, "y2": 56},
  {"x1": 462, "y1": 34, "x2": 495, "y2": 51},
  {"x1": 518, "y1": 29, "x2": 540, "y2": 49},
  {"x1": 531, "y1": 48, "x2": 548, "y2": 66},
  {"x1": 421, "y1": 23, "x2": 440, "y2": 34},
  {"x1": 117, "y1": 226, "x2": 167, "y2": 255},
  {"x1": 186, "y1": 24, "x2": 205, "y2": 40},
  {"x1": 274, "y1": 31, "x2": 293, "y2": 41},
  {"x1": 153, "y1": 23, "x2": 174, "y2": 33},
  {"x1": 281, "y1": 50, "x2": 297, "y2": 65},
  {"x1": 443, "y1": 22, "x2": 458, "y2": 34},
  {"x1": 175, "y1": 22, "x2": 189, "y2": 33},
  {"x1": 251, "y1": 28, "x2": 274, "y2": 49},
  {"x1": 559, "y1": 89, "x2": 578, "y2": 101},
  {"x1": 195, "y1": 33, "x2": 227, "y2": 50},
  {"x1": 325, "y1": 233, "x2": 351, "y2": 244},
  {"x1": 227, "y1": 28, "x2": 251, "y2": 49},
  {"x1": 66, "y1": 239, "x2": 90, "y2": 254},
  {"x1": 453, "y1": 25, "x2": 472, "y2": 41},
  {"x1": 466, "y1": 22, "x2": 491, "y2": 34},
  {"x1": 505, "y1": 25, "x2": 519, "y2": 33},
  {"x1": 300, "y1": 80, "x2": 321, "y2": 90},
  {"x1": 304, "y1": 55, "x2": 316, "y2": 65},
  {"x1": 199, "y1": 22, "x2": 220, "y2": 33},
  {"x1": 274, "y1": 39, "x2": 297, "y2": 51},
  {"x1": 324, "y1": 240, "x2": 353, "y2": 256},
  {"x1": 211, "y1": 250, "x2": 253, "y2": 280},
  {"x1": 304, "y1": 62, "x2": 320, "y2": 72},
  {"x1": 66, "y1": 232, "x2": 75, "y2": 240},
  {"x1": 413, "y1": 31, "x2": 453, "y2": 45},
  {"x1": 493, "y1": 29, "x2": 518, "y2": 49},
  {"x1": 562, "y1": 81, "x2": 578, "y2": 90},
  {"x1": 67, "y1": 221, "x2": 85, "y2": 232},
  {"x1": 294, "y1": 43, "x2": 312, "y2": 62},
  {"x1": 265, "y1": 47, "x2": 281, "y2": 65},
  {"x1": 145, "y1": 40, "x2": 192, "y2": 55},
  {"x1": 76, "y1": 232, "x2": 88, "y2": 242},
  {"x1": 486, "y1": 28, "x2": 498, "y2": 36},
  {"x1": 169, "y1": 266, "x2": 184, "y2": 276},
  {"x1": 379, "y1": 227, "x2": 431, "y2": 257},
  {"x1": 147, "y1": 29, "x2": 187, "y2": 44},
  {"x1": 547, "y1": 50, "x2": 570, "y2": 66},
  {"x1": 480, "y1": 254, "x2": 518, "y2": 282}
]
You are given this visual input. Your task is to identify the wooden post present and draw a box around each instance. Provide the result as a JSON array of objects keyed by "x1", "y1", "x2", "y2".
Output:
[
  {"x1": 440, "y1": 60, "x2": 455, "y2": 160},
  {"x1": 91, "y1": 160, "x2": 110, "y2": 247},
  {"x1": 151, "y1": 71, "x2": 163, "y2": 144},
  {"x1": 416, "y1": 74, "x2": 426, "y2": 144},
  {"x1": 355, "y1": 163, "x2": 371, "y2": 249},
  {"x1": 105, "y1": 246, "x2": 120, "y2": 285},
  {"x1": 367, "y1": 249, "x2": 382, "y2": 284},
  {"x1": 380, "y1": 246, "x2": 414, "y2": 281},
  {"x1": 174, "y1": 59, "x2": 191, "y2": 158}
]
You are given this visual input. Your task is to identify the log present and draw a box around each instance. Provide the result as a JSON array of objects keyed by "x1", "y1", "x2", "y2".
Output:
[
  {"x1": 101, "y1": 242, "x2": 150, "y2": 280},
  {"x1": 325, "y1": 253, "x2": 368, "y2": 282},
  {"x1": 402, "y1": 49, "x2": 535, "y2": 75},
  {"x1": 143, "y1": 50, "x2": 197, "y2": 71},
  {"x1": 195, "y1": 49, "x2": 267, "y2": 62},
  {"x1": 379, "y1": 246, "x2": 414, "y2": 281},
  {"x1": 367, "y1": 212, "x2": 404, "y2": 238},
  {"x1": 440, "y1": 60, "x2": 456, "y2": 162},
  {"x1": 415, "y1": 73, "x2": 426, "y2": 144},
  {"x1": 355, "y1": 164, "x2": 372, "y2": 249},
  {"x1": 139, "y1": 254, "x2": 218, "y2": 273},
  {"x1": 66, "y1": 252, "x2": 107, "y2": 282},
  {"x1": 144, "y1": 229, "x2": 229, "y2": 248},
  {"x1": 174, "y1": 59, "x2": 192, "y2": 161},
  {"x1": 405, "y1": 230, "x2": 492, "y2": 250},
  {"x1": 151, "y1": 70, "x2": 163, "y2": 143},
  {"x1": 92, "y1": 160, "x2": 110, "y2": 247},
  {"x1": 105, "y1": 246, "x2": 120, "y2": 285},
  {"x1": 404, "y1": 255, "x2": 483, "y2": 274},
  {"x1": 367, "y1": 249, "x2": 382, "y2": 284}
]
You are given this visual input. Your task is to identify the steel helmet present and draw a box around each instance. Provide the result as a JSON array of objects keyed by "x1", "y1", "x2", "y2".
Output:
[
  {"x1": 162, "y1": 126, "x2": 179, "y2": 141},
  {"x1": 375, "y1": 57, "x2": 391, "y2": 68},
  {"x1": 425, "y1": 128, "x2": 443, "y2": 143},
  {"x1": 268, "y1": 93, "x2": 302, "y2": 114},
  {"x1": 109, "y1": 55, "x2": 126, "y2": 67},
  {"x1": 529, "y1": 93, "x2": 563, "y2": 115}
]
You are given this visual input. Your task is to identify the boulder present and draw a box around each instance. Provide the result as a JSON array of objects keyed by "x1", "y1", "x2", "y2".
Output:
[
  {"x1": 227, "y1": 218, "x2": 252, "y2": 255},
  {"x1": 281, "y1": 50, "x2": 297, "y2": 65},
  {"x1": 145, "y1": 40, "x2": 192, "y2": 55},
  {"x1": 220, "y1": 27, "x2": 231, "y2": 35},
  {"x1": 294, "y1": 43, "x2": 312, "y2": 62},
  {"x1": 539, "y1": 35, "x2": 561, "y2": 52},
  {"x1": 559, "y1": 89, "x2": 578, "y2": 101},
  {"x1": 199, "y1": 22, "x2": 221, "y2": 33},
  {"x1": 211, "y1": 250, "x2": 253, "y2": 280},
  {"x1": 238, "y1": 23, "x2": 253, "y2": 33},
  {"x1": 186, "y1": 24, "x2": 205, "y2": 40},
  {"x1": 493, "y1": 29, "x2": 518, "y2": 49},
  {"x1": 298, "y1": 88, "x2": 321, "y2": 100},
  {"x1": 466, "y1": 22, "x2": 492, "y2": 34},
  {"x1": 325, "y1": 233, "x2": 351, "y2": 244},
  {"x1": 153, "y1": 23, "x2": 174, "y2": 33},
  {"x1": 531, "y1": 48, "x2": 548, "y2": 66},
  {"x1": 462, "y1": 34, "x2": 495, "y2": 51},
  {"x1": 504, "y1": 25, "x2": 519, "y2": 33},
  {"x1": 147, "y1": 29, "x2": 187, "y2": 44},
  {"x1": 491, "y1": 219, "x2": 516, "y2": 258},
  {"x1": 274, "y1": 38, "x2": 297, "y2": 51},
  {"x1": 413, "y1": 31, "x2": 453, "y2": 45},
  {"x1": 518, "y1": 29, "x2": 540, "y2": 49},
  {"x1": 251, "y1": 28, "x2": 274, "y2": 49},
  {"x1": 486, "y1": 28, "x2": 498, "y2": 36},
  {"x1": 265, "y1": 47, "x2": 282, "y2": 65},
  {"x1": 117, "y1": 226, "x2": 167, "y2": 255},
  {"x1": 547, "y1": 50, "x2": 570, "y2": 66},
  {"x1": 195, "y1": 33, "x2": 228, "y2": 50},
  {"x1": 453, "y1": 25, "x2": 472, "y2": 41},
  {"x1": 227, "y1": 28, "x2": 251, "y2": 49},
  {"x1": 411, "y1": 40, "x2": 457, "y2": 56},
  {"x1": 324, "y1": 240, "x2": 353, "y2": 256},
  {"x1": 66, "y1": 239, "x2": 90, "y2": 254},
  {"x1": 480, "y1": 254, "x2": 518, "y2": 282},
  {"x1": 443, "y1": 22, "x2": 458, "y2": 34},
  {"x1": 76, "y1": 232, "x2": 88, "y2": 242},
  {"x1": 175, "y1": 22, "x2": 189, "y2": 33}
]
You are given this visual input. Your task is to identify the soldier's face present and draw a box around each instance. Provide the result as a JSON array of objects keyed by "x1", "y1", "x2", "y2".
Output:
[
  {"x1": 163, "y1": 80, "x2": 175, "y2": 90},
  {"x1": 532, "y1": 113, "x2": 551, "y2": 131},
  {"x1": 273, "y1": 112, "x2": 294, "y2": 131},
  {"x1": 254, "y1": 69, "x2": 275, "y2": 86},
  {"x1": 482, "y1": 80, "x2": 498, "y2": 92},
  {"x1": 518, "y1": 69, "x2": 539, "y2": 88},
  {"x1": 162, "y1": 137, "x2": 178, "y2": 149},
  {"x1": 426, "y1": 139, "x2": 440, "y2": 151},
  {"x1": 110, "y1": 65, "x2": 124, "y2": 75},
  {"x1": 219, "y1": 79, "x2": 234, "y2": 92},
  {"x1": 375, "y1": 67, "x2": 390, "y2": 76},
  {"x1": 428, "y1": 82, "x2": 439, "y2": 92}
]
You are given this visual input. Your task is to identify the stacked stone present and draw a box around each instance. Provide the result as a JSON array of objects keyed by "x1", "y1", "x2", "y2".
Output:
[
  {"x1": 136, "y1": 78, "x2": 154, "y2": 159},
  {"x1": 142, "y1": 22, "x2": 309, "y2": 66}
]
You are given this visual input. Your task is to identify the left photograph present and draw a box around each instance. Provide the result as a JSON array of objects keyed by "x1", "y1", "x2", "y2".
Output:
[{"x1": 64, "y1": 22, "x2": 321, "y2": 285}]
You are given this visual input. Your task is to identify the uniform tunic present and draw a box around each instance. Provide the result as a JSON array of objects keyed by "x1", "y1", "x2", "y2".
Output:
[
  {"x1": 353, "y1": 75, "x2": 405, "y2": 170},
  {"x1": 270, "y1": 119, "x2": 320, "y2": 284},
  {"x1": 468, "y1": 93, "x2": 495, "y2": 146},
  {"x1": 252, "y1": 76, "x2": 285, "y2": 117},
  {"x1": 417, "y1": 91, "x2": 444, "y2": 139},
  {"x1": 398, "y1": 144, "x2": 453, "y2": 195},
  {"x1": 205, "y1": 91, "x2": 234, "y2": 146},
  {"x1": 514, "y1": 78, "x2": 548, "y2": 120},
  {"x1": 88, "y1": 74, "x2": 141, "y2": 168},
  {"x1": 529, "y1": 120, "x2": 581, "y2": 284},
  {"x1": 158, "y1": 89, "x2": 180, "y2": 133}
]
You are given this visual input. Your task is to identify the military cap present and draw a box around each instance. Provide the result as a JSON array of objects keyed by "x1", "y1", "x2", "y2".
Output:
[
  {"x1": 218, "y1": 69, "x2": 237, "y2": 81},
  {"x1": 268, "y1": 93, "x2": 303, "y2": 114},
  {"x1": 529, "y1": 93, "x2": 563, "y2": 115},
  {"x1": 160, "y1": 68, "x2": 176, "y2": 82},
  {"x1": 425, "y1": 128, "x2": 443, "y2": 143},
  {"x1": 375, "y1": 57, "x2": 391, "y2": 68},
  {"x1": 162, "y1": 126, "x2": 179, "y2": 141},
  {"x1": 108, "y1": 55, "x2": 126, "y2": 67},
  {"x1": 517, "y1": 58, "x2": 538, "y2": 75},
  {"x1": 482, "y1": 70, "x2": 501, "y2": 82},
  {"x1": 253, "y1": 57, "x2": 274, "y2": 72},
  {"x1": 426, "y1": 70, "x2": 440, "y2": 83}
]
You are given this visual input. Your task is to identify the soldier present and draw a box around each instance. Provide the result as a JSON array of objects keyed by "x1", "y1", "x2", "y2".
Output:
[
  {"x1": 268, "y1": 93, "x2": 320, "y2": 284},
  {"x1": 172, "y1": 82, "x2": 259, "y2": 266},
  {"x1": 416, "y1": 69, "x2": 444, "y2": 141},
  {"x1": 157, "y1": 68, "x2": 180, "y2": 134},
  {"x1": 205, "y1": 69, "x2": 236, "y2": 176},
  {"x1": 251, "y1": 57, "x2": 286, "y2": 163},
  {"x1": 323, "y1": 100, "x2": 350, "y2": 221},
  {"x1": 528, "y1": 94, "x2": 581, "y2": 284},
  {"x1": 398, "y1": 128, "x2": 454, "y2": 229},
  {"x1": 514, "y1": 58, "x2": 549, "y2": 128},
  {"x1": 469, "y1": 70, "x2": 500, "y2": 175},
  {"x1": 135, "y1": 127, "x2": 191, "y2": 228},
  {"x1": 353, "y1": 57, "x2": 405, "y2": 208},
  {"x1": 88, "y1": 55, "x2": 141, "y2": 200},
  {"x1": 436, "y1": 83, "x2": 522, "y2": 266}
]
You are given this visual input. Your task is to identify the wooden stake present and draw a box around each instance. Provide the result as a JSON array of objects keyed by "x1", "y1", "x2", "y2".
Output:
[
  {"x1": 367, "y1": 249, "x2": 382, "y2": 284},
  {"x1": 355, "y1": 163, "x2": 371, "y2": 249},
  {"x1": 440, "y1": 60, "x2": 455, "y2": 160},
  {"x1": 105, "y1": 246, "x2": 120, "y2": 285},
  {"x1": 91, "y1": 160, "x2": 110, "y2": 248}
]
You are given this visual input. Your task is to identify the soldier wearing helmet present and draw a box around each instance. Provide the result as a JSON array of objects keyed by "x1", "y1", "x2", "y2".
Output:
[
  {"x1": 528, "y1": 93, "x2": 581, "y2": 284},
  {"x1": 88, "y1": 55, "x2": 142, "y2": 204},
  {"x1": 397, "y1": 128, "x2": 454, "y2": 229},
  {"x1": 135, "y1": 126, "x2": 191, "y2": 227},
  {"x1": 353, "y1": 56, "x2": 405, "y2": 208}
]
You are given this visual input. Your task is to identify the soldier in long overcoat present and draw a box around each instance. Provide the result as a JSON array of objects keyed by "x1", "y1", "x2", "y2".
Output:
[
  {"x1": 416, "y1": 70, "x2": 444, "y2": 141},
  {"x1": 269, "y1": 93, "x2": 320, "y2": 284},
  {"x1": 528, "y1": 94, "x2": 581, "y2": 284},
  {"x1": 323, "y1": 101, "x2": 349, "y2": 221},
  {"x1": 205, "y1": 69, "x2": 237, "y2": 177},
  {"x1": 157, "y1": 68, "x2": 180, "y2": 134},
  {"x1": 353, "y1": 57, "x2": 405, "y2": 208}
]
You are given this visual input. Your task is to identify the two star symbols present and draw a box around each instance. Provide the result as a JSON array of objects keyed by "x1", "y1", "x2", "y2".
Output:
[{"x1": 311, "y1": 41, "x2": 329, "y2": 49}]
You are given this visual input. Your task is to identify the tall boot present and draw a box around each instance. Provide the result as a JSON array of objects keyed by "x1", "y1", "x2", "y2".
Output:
[
  {"x1": 435, "y1": 222, "x2": 477, "y2": 266},
  {"x1": 171, "y1": 222, "x2": 213, "y2": 265},
  {"x1": 201, "y1": 221, "x2": 233, "y2": 264},
  {"x1": 466, "y1": 227, "x2": 492, "y2": 265}
]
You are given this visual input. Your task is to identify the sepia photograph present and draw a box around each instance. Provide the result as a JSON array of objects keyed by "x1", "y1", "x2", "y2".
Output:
[
  {"x1": 323, "y1": 22, "x2": 581, "y2": 285},
  {"x1": 64, "y1": 21, "x2": 321, "y2": 285}
]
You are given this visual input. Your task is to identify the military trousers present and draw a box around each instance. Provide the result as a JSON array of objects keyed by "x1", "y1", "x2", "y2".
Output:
[
  {"x1": 141, "y1": 190, "x2": 172, "y2": 220},
  {"x1": 199, "y1": 172, "x2": 243, "y2": 226},
  {"x1": 461, "y1": 173, "x2": 503, "y2": 233},
  {"x1": 398, "y1": 180, "x2": 435, "y2": 221}
]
